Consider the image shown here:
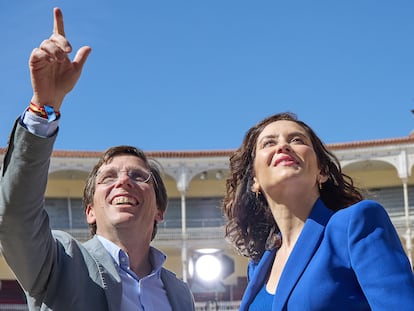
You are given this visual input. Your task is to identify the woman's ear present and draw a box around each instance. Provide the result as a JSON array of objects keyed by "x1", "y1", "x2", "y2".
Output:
[
  {"x1": 251, "y1": 176, "x2": 260, "y2": 193},
  {"x1": 319, "y1": 173, "x2": 328, "y2": 184},
  {"x1": 317, "y1": 173, "x2": 329, "y2": 190}
]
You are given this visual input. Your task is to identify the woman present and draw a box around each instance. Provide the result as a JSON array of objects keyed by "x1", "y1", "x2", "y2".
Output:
[{"x1": 223, "y1": 112, "x2": 414, "y2": 310}]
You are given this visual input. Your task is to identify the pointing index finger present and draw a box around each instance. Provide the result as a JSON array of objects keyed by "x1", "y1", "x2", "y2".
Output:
[{"x1": 53, "y1": 7, "x2": 65, "y2": 37}]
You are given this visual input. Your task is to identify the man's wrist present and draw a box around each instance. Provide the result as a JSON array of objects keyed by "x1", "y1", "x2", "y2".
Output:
[
  {"x1": 28, "y1": 101, "x2": 60, "y2": 122},
  {"x1": 21, "y1": 108, "x2": 59, "y2": 138}
]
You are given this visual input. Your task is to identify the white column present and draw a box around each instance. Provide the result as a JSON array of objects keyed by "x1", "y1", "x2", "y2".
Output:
[
  {"x1": 177, "y1": 169, "x2": 189, "y2": 282},
  {"x1": 67, "y1": 196, "x2": 72, "y2": 230},
  {"x1": 180, "y1": 191, "x2": 188, "y2": 282},
  {"x1": 402, "y1": 180, "x2": 413, "y2": 267}
]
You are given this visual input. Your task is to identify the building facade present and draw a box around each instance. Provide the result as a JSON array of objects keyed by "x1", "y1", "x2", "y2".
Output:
[{"x1": 0, "y1": 134, "x2": 413, "y2": 310}]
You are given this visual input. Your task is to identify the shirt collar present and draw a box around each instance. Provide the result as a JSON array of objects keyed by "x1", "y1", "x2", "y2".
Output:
[{"x1": 96, "y1": 235, "x2": 166, "y2": 276}]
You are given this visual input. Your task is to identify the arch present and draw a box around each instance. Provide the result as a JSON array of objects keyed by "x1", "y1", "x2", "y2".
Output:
[
  {"x1": 48, "y1": 169, "x2": 89, "y2": 180},
  {"x1": 47, "y1": 169, "x2": 89, "y2": 198},
  {"x1": 342, "y1": 159, "x2": 400, "y2": 189}
]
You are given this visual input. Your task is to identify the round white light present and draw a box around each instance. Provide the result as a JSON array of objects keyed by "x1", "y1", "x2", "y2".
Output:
[{"x1": 195, "y1": 254, "x2": 222, "y2": 282}]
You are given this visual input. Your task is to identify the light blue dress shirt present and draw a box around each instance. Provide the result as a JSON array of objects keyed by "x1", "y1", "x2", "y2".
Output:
[
  {"x1": 97, "y1": 236, "x2": 172, "y2": 311},
  {"x1": 21, "y1": 109, "x2": 59, "y2": 137}
]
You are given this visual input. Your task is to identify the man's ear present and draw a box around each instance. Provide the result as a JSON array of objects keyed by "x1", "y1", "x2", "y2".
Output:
[
  {"x1": 85, "y1": 204, "x2": 96, "y2": 225},
  {"x1": 155, "y1": 209, "x2": 164, "y2": 223}
]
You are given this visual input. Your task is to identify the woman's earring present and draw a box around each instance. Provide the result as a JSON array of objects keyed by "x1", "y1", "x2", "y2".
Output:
[
  {"x1": 318, "y1": 179, "x2": 325, "y2": 190},
  {"x1": 255, "y1": 189, "x2": 261, "y2": 199}
]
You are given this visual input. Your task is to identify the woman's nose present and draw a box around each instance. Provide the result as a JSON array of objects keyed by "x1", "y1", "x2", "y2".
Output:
[{"x1": 277, "y1": 140, "x2": 291, "y2": 153}]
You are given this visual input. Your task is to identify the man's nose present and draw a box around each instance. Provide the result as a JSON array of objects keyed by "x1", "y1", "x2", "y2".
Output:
[{"x1": 114, "y1": 171, "x2": 133, "y2": 186}]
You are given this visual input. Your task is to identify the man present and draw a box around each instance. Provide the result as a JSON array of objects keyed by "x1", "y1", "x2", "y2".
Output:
[{"x1": 0, "y1": 7, "x2": 195, "y2": 311}]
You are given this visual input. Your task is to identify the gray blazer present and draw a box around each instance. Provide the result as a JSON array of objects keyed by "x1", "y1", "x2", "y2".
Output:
[{"x1": 0, "y1": 119, "x2": 195, "y2": 311}]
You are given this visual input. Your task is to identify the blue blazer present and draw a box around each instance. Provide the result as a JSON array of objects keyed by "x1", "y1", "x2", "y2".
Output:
[{"x1": 239, "y1": 199, "x2": 414, "y2": 310}]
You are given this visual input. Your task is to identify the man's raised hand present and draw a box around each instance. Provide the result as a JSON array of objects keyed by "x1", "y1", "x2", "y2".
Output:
[{"x1": 30, "y1": 7, "x2": 91, "y2": 111}]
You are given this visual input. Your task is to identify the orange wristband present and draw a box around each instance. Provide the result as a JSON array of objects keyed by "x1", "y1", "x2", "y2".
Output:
[{"x1": 28, "y1": 102, "x2": 60, "y2": 120}]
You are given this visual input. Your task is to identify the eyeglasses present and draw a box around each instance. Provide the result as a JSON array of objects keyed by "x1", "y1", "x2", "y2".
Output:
[{"x1": 96, "y1": 168, "x2": 152, "y2": 186}]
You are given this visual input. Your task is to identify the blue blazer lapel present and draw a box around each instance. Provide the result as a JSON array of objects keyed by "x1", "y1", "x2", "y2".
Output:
[
  {"x1": 272, "y1": 199, "x2": 333, "y2": 310},
  {"x1": 239, "y1": 249, "x2": 276, "y2": 310}
]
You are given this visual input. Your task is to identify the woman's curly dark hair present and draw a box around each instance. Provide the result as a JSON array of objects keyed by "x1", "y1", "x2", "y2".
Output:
[{"x1": 222, "y1": 112, "x2": 363, "y2": 262}]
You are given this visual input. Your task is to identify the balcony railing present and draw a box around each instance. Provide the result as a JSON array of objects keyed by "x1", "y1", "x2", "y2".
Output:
[
  {"x1": 195, "y1": 300, "x2": 241, "y2": 310},
  {"x1": 0, "y1": 302, "x2": 242, "y2": 311},
  {"x1": 0, "y1": 305, "x2": 28, "y2": 311},
  {"x1": 62, "y1": 226, "x2": 226, "y2": 242}
]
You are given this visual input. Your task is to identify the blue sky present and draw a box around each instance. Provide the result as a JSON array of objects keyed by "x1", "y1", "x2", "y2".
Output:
[{"x1": 1, "y1": 1, "x2": 414, "y2": 151}]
